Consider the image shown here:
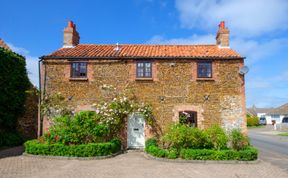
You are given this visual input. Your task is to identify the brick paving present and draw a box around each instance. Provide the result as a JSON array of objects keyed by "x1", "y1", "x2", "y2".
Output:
[{"x1": 0, "y1": 151, "x2": 288, "y2": 178}]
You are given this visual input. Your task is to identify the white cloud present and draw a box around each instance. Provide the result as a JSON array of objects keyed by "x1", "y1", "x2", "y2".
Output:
[
  {"x1": 7, "y1": 43, "x2": 39, "y2": 87},
  {"x1": 231, "y1": 38, "x2": 288, "y2": 65},
  {"x1": 175, "y1": 0, "x2": 288, "y2": 37}
]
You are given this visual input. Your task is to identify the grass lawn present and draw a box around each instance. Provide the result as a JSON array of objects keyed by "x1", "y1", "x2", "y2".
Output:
[{"x1": 278, "y1": 132, "x2": 288, "y2": 136}]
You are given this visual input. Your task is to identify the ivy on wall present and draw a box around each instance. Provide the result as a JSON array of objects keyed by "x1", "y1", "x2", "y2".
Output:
[{"x1": 0, "y1": 47, "x2": 30, "y2": 134}]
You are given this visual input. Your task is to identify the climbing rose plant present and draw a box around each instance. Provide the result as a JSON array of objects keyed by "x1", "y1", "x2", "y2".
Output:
[{"x1": 92, "y1": 96, "x2": 155, "y2": 134}]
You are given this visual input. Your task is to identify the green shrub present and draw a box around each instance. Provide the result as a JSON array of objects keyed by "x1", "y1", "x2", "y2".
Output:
[
  {"x1": 44, "y1": 111, "x2": 111, "y2": 145},
  {"x1": 230, "y1": 129, "x2": 249, "y2": 151},
  {"x1": 0, "y1": 48, "x2": 30, "y2": 144},
  {"x1": 205, "y1": 125, "x2": 228, "y2": 150},
  {"x1": 146, "y1": 145, "x2": 167, "y2": 158},
  {"x1": 24, "y1": 138, "x2": 121, "y2": 157},
  {"x1": 0, "y1": 132, "x2": 23, "y2": 146},
  {"x1": 145, "y1": 138, "x2": 158, "y2": 148},
  {"x1": 162, "y1": 124, "x2": 211, "y2": 151},
  {"x1": 180, "y1": 147, "x2": 257, "y2": 161},
  {"x1": 247, "y1": 115, "x2": 259, "y2": 127},
  {"x1": 167, "y1": 148, "x2": 178, "y2": 159}
]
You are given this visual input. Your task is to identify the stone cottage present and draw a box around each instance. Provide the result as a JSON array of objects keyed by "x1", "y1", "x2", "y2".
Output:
[{"x1": 39, "y1": 21, "x2": 247, "y2": 148}]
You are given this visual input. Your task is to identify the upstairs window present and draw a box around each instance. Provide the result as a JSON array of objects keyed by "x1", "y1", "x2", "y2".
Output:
[
  {"x1": 197, "y1": 61, "x2": 212, "y2": 78},
  {"x1": 71, "y1": 62, "x2": 87, "y2": 78},
  {"x1": 136, "y1": 61, "x2": 152, "y2": 78}
]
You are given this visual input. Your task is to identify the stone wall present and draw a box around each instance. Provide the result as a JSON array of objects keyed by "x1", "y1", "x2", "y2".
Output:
[
  {"x1": 16, "y1": 86, "x2": 38, "y2": 139},
  {"x1": 41, "y1": 58, "x2": 246, "y2": 135}
]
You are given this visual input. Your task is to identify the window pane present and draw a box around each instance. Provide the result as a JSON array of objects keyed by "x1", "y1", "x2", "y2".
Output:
[
  {"x1": 71, "y1": 62, "x2": 87, "y2": 78},
  {"x1": 137, "y1": 62, "x2": 152, "y2": 78},
  {"x1": 197, "y1": 62, "x2": 212, "y2": 78}
]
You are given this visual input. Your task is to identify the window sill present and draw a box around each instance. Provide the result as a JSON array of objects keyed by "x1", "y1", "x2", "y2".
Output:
[
  {"x1": 69, "y1": 78, "x2": 88, "y2": 81},
  {"x1": 196, "y1": 78, "x2": 215, "y2": 81},
  {"x1": 135, "y1": 78, "x2": 153, "y2": 81}
]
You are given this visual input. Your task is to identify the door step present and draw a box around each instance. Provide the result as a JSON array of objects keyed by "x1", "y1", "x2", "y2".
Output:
[{"x1": 126, "y1": 148, "x2": 144, "y2": 152}]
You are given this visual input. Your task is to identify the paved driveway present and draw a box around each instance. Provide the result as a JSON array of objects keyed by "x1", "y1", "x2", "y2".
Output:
[{"x1": 1, "y1": 151, "x2": 288, "y2": 178}]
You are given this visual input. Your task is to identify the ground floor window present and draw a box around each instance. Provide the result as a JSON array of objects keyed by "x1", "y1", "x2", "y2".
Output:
[
  {"x1": 179, "y1": 111, "x2": 197, "y2": 127},
  {"x1": 271, "y1": 114, "x2": 280, "y2": 122}
]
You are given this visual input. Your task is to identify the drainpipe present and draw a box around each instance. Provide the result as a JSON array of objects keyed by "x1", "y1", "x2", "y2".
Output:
[{"x1": 38, "y1": 57, "x2": 44, "y2": 137}]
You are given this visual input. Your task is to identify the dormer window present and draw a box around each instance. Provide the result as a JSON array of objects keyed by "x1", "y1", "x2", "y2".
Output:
[
  {"x1": 136, "y1": 61, "x2": 152, "y2": 78},
  {"x1": 71, "y1": 62, "x2": 87, "y2": 78}
]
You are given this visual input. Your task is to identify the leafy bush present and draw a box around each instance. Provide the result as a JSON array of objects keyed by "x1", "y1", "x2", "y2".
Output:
[
  {"x1": 180, "y1": 147, "x2": 257, "y2": 161},
  {"x1": 0, "y1": 132, "x2": 23, "y2": 146},
  {"x1": 145, "y1": 139, "x2": 257, "y2": 161},
  {"x1": 145, "y1": 138, "x2": 158, "y2": 148},
  {"x1": 162, "y1": 124, "x2": 211, "y2": 151},
  {"x1": 205, "y1": 125, "x2": 228, "y2": 150},
  {"x1": 247, "y1": 115, "x2": 259, "y2": 127},
  {"x1": 230, "y1": 129, "x2": 249, "y2": 151},
  {"x1": 146, "y1": 145, "x2": 168, "y2": 158},
  {"x1": 0, "y1": 48, "x2": 30, "y2": 144},
  {"x1": 24, "y1": 139, "x2": 121, "y2": 157},
  {"x1": 43, "y1": 111, "x2": 113, "y2": 145}
]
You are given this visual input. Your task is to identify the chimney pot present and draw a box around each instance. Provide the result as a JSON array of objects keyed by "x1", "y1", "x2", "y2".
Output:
[
  {"x1": 63, "y1": 20, "x2": 80, "y2": 48},
  {"x1": 219, "y1": 21, "x2": 225, "y2": 29},
  {"x1": 68, "y1": 21, "x2": 74, "y2": 28},
  {"x1": 216, "y1": 21, "x2": 229, "y2": 48}
]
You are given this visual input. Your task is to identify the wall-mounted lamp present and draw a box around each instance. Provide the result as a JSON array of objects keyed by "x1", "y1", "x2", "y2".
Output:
[
  {"x1": 169, "y1": 63, "x2": 176, "y2": 67},
  {"x1": 203, "y1": 95, "x2": 209, "y2": 101},
  {"x1": 159, "y1": 96, "x2": 165, "y2": 102}
]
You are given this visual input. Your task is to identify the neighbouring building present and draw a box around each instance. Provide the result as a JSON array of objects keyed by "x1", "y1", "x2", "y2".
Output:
[
  {"x1": 0, "y1": 38, "x2": 11, "y2": 50},
  {"x1": 39, "y1": 21, "x2": 247, "y2": 149},
  {"x1": 247, "y1": 103, "x2": 288, "y2": 124}
]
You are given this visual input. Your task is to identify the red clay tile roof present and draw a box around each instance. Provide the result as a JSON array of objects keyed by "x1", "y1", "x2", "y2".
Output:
[
  {"x1": 43, "y1": 44, "x2": 243, "y2": 59},
  {"x1": 0, "y1": 38, "x2": 11, "y2": 50}
]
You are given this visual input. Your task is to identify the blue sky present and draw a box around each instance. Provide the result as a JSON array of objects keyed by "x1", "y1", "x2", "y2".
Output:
[{"x1": 1, "y1": 0, "x2": 288, "y2": 108}]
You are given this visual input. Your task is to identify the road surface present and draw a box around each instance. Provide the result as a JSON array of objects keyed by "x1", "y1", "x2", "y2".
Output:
[{"x1": 249, "y1": 126, "x2": 288, "y2": 172}]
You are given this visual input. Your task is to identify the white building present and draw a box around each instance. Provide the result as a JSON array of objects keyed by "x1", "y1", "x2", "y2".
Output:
[{"x1": 247, "y1": 103, "x2": 288, "y2": 124}]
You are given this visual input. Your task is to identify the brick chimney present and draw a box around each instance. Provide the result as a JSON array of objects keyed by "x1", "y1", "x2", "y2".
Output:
[
  {"x1": 63, "y1": 21, "x2": 80, "y2": 48},
  {"x1": 216, "y1": 21, "x2": 229, "y2": 48}
]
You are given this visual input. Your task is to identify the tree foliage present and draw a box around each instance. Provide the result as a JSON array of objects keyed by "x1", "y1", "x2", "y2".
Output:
[{"x1": 0, "y1": 48, "x2": 30, "y2": 132}]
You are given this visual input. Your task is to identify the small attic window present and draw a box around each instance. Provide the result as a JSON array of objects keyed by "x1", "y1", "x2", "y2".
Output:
[{"x1": 71, "y1": 62, "x2": 87, "y2": 78}]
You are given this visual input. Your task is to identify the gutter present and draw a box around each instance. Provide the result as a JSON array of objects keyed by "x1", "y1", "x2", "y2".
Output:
[{"x1": 40, "y1": 55, "x2": 246, "y2": 60}]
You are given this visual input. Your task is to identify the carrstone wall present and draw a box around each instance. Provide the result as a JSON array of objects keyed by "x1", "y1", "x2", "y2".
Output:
[{"x1": 41, "y1": 58, "x2": 246, "y2": 135}]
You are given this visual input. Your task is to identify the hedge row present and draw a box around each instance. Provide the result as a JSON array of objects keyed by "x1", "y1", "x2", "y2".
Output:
[
  {"x1": 24, "y1": 139, "x2": 121, "y2": 157},
  {"x1": 180, "y1": 147, "x2": 258, "y2": 161},
  {"x1": 145, "y1": 139, "x2": 258, "y2": 161}
]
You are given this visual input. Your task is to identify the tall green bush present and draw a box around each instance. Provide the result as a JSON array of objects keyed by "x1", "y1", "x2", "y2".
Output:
[
  {"x1": 44, "y1": 111, "x2": 111, "y2": 145},
  {"x1": 162, "y1": 124, "x2": 211, "y2": 150},
  {"x1": 205, "y1": 125, "x2": 229, "y2": 150},
  {"x1": 247, "y1": 115, "x2": 259, "y2": 127},
  {"x1": 0, "y1": 47, "x2": 30, "y2": 146},
  {"x1": 230, "y1": 129, "x2": 249, "y2": 151}
]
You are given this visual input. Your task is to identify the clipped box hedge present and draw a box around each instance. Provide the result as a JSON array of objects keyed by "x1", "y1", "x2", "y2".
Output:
[
  {"x1": 145, "y1": 139, "x2": 258, "y2": 161},
  {"x1": 180, "y1": 147, "x2": 258, "y2": 161},
  {"x1": 24, "y1": 139, "x2": 121, "y2": 157}
]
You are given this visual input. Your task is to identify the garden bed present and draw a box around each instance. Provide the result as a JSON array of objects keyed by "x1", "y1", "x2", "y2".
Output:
[
  {"x1": 145, "y1": 142, "x2": 258, "y2": 161},
  {"x1": 24, "y1": 139, "x2": 121, "y2": 157}
]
